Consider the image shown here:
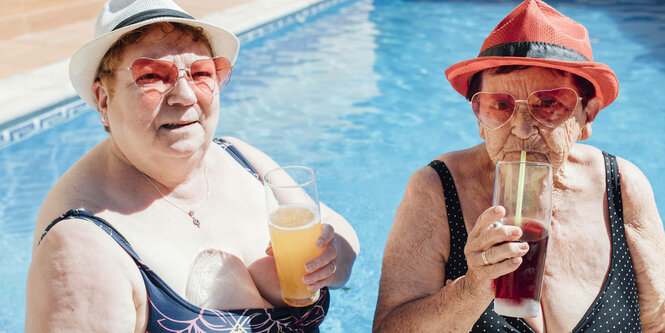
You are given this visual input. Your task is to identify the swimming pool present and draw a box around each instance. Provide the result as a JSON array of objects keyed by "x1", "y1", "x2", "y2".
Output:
[{"x1": 1, "y1": 0, "x2": 664, "y2": 331}]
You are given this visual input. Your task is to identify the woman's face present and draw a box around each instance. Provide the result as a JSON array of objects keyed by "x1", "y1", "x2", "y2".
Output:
[
  {"x1": 99, "y1": 26, "x2": 220, "y2": 162},
  {"x1": 478, "y1": 67, "x2": 595, "y2": 172}
]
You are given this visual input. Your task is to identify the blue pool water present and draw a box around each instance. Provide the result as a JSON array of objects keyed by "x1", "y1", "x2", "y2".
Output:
[{"x1": 1, "y1": 0, "x2": 664, "y2": 331}]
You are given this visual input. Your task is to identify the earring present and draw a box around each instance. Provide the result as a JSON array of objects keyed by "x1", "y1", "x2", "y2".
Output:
[{"x1": 101, "y1": 115, "x2": 106, "y2": 123}]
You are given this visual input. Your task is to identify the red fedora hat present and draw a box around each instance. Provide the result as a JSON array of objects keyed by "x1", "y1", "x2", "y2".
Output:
[{"x1": 445, "y1": 0, "x2": 619, "y2": 110}]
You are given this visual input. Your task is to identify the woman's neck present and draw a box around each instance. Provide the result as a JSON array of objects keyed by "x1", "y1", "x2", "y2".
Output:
[{"x1": 106, "y1": 139, "x2": 211, "y2": 202}]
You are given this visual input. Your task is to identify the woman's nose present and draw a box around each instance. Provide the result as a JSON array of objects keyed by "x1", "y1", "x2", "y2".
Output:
[
  {"x1": 510, "y1": 101, "x2": 538, "y2": 137},
  {"x1": 166, "y1": 72, "x2": 198, "y2": 106}
]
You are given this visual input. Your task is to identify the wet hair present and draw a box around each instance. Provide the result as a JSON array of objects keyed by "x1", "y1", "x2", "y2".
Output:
[
  {"x1": 466, "y1": 65, "x2": 596, "y2": 108},
  {"x1": 96, "y1": 22, "x2": 213, "y2": 132}
]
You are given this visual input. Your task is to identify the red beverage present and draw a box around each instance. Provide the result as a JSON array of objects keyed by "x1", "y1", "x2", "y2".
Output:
[{"x1": 494, "y1": 218, "x2": 549, "y2": 317}]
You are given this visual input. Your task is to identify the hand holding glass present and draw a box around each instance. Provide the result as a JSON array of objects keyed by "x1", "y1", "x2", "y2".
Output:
[
  {"x1": 492, "y1": 161, "x2": 552, "y2": 318},
  {"x1": 264, "y1": 166, "x2": 324, "y2": 307}
]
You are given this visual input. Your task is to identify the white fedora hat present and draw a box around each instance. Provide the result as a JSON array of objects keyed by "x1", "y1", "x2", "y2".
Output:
[{"x1": 69, "y1": 0, "x2": 239, "y2": 109}]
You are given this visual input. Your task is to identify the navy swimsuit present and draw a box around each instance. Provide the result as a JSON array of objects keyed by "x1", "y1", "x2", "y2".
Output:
[
  {"x1": 428, "y1": 152, "x2": 642, "y2": 332},
  {"x1": 39, "y1": 138, "x2": 329, "y2": 333}
]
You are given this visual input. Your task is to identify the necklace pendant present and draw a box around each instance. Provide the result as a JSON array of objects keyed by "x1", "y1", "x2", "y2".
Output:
[{"x1": 189, "y1": 210, "x2": 201, "y2": 228}]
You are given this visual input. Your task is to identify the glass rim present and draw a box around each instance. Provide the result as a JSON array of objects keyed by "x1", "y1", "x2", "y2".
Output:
[{"x1": 264, "y1": 165, "x2": 316, "y2": 189}]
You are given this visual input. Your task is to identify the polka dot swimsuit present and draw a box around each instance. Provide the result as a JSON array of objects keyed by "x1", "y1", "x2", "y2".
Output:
[{"x1": 428, "y1": 152, "x2": 642, "y2": 332}]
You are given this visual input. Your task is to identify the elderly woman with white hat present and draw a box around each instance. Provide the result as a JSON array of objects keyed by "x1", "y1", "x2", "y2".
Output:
[
  {"x1": 25, "y1": 0, "x2": 359, "y2": 332},
  {"x1": 373, "y1": 0, "x2": 664, "y2": 332}
]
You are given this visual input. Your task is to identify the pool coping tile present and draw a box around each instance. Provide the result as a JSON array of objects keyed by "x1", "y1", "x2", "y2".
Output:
[{"x1": 0, "y1": 0, "x2": 348, "y2": 148}]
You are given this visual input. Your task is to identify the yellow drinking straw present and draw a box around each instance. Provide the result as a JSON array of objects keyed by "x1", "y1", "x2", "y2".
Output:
[{"x1": 514, "y1": 151, "x2": 527, "y2": 227}]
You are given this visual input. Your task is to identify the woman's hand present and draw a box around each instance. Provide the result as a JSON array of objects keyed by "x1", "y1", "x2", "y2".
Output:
[
  {"x1": 264, "y1": 223, "x2": 339, "y2": 291},
  {"x1": 463, "y1": 206, "x2": 528, "y2": 298},
  {"x1": 303, "y1": 223, "x2": 338, "y2": 291}
]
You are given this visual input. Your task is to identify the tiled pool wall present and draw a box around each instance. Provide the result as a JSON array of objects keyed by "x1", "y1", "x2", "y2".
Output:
[{"x1": 0, "y1": 0, "x2": 351, "y2": 149}]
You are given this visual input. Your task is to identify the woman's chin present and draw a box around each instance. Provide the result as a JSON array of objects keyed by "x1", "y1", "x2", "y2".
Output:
[{"x1": 160, "y1": 137, "x2": 208, "y2": 158}]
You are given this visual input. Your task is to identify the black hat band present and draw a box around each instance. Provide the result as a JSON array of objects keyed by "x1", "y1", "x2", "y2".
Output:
[
  {"x1": 113, "y1": 9, "x2": 194, "y2": 31},
  {"x1": 479, "y1": 41, "x2": 589, "y2": 62}
]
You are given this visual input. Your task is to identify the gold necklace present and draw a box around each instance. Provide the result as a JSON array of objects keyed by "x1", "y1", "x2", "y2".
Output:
[{"x1": 140, "y1": 166, "x2": 210, "y2": 228}]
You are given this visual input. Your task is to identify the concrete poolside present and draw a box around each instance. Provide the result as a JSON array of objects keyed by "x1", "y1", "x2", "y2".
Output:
[{"x1": 0, "y1": 0, "x2": 329, "y2": 132}]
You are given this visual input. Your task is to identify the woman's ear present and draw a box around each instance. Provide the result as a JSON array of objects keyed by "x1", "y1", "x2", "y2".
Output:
[
  {"x1": 578, "y1": 96, "x2": 601, "y2": 141},
  {"x1": 93, "y1": 80, "x2": 109, "y2": 127}
]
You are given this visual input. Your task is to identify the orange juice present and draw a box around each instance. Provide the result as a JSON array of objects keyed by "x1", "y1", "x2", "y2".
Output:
[{"x1": 268, "y1": 204, "x2": 323, "y2": 307}]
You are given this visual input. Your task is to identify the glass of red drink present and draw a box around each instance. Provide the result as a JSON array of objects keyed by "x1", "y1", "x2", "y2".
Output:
[{"x1": 492, "y1": 161, "x2": 552, "y2": 318}]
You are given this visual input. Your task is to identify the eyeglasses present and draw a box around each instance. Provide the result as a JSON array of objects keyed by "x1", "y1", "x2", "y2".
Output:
[
  {"x1": 115, "y1": 57, "x2": 233, "y2": 101},
  {"x1": 469, "y1": 87, "x2": 582, "y2": 129}
]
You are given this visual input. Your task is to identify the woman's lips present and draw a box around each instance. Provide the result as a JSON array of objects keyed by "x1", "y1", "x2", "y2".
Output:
[{"x1": 161, "y1": 121, "x2": 197, "y2": 129}]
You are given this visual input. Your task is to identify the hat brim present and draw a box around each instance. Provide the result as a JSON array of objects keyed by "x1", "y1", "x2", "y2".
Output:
[
  {"x1": 69, "y1": 17, "x2": 239, "y2": 109},
  {"x1": 445, "y1": 57, "x2": 619, "y2": 110}
]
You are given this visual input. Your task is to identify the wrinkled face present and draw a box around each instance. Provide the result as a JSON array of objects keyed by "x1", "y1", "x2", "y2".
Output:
[
  {"x1": 478, "y1": 67, "x2": 588, "y2": 172},
  {"x1": 100, "y1": 25, "x2": 220, "y2": 161}
]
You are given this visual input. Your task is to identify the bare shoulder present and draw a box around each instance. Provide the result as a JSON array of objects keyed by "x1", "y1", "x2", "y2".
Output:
[
  {"x1": 614, "y1": 156, "x2": 661, "y2": 228},
  {"x1": 438, "y1": 144, "x2": 493, "y2": 181},
  {"x1": 33, "y1": 141, "x2": 111, "y2": 250},
  {"x1": 393, "y1": 146, "x2": 487, "y2": 256},
  {"x1": 26, "y1": 217, "x2": 145, "y2": 332},
  {"x1": 374, "y1": 162, "x2": 452, "y2": 325},
  {"x1": 221, "y1": 136, "x2": 279, "y2": 177},
  {"x1": 614, "y1": 157, "x2": 665, "y2": 331},
  {"x1": 222, "y1": 136, "x2": 358, "y2": 246},
  {"x1": 395, "y1": 163, "x2": 449, "y2": 239}
]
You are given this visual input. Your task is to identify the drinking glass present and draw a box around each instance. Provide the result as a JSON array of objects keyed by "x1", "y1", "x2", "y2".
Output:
[
  {"x1": 264, "y1": 166, "x2": 324, "y2": 307},
  {"x1": 492, "y1": 161, "x2": 552, "y2": 318}
]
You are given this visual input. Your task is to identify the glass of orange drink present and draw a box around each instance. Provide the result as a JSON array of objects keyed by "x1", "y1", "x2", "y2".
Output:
[{"x1": 264, "y1": 166, "x2": 324, "y2": 307}]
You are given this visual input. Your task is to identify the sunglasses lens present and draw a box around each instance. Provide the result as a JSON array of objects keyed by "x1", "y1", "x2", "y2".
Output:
[
  {"x1": 128, "y1": 57, "x2": 233, "y2": 101},
  {"x1": 528, "y1": 88, "x2": 578, "y2": 127},
  {"x1": 472, "y1": 92, "x2": 515, "y2": 129},
  {"x1": 189, "y1": 59, "x2": 218, "y2": 94},
  {"x1": 188, "y1": 57, "x2": 233, "y2": 96},
  {"x1": 130, "y1": 58, "x2": 177, "y2": 98},
  {"x1": 212, "y1": 57, "x2": 233, "y2": 93}
]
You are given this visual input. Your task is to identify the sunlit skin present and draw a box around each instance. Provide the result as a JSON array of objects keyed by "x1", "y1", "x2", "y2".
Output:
[
  {"x1": 478, "y1": 67, "x2": 596, "y2": 176},
  {"x1": 374, "y1": 66, "x2": 665, "y2": 332},
  {"x1": 26, "y1": 24, "x2": 360, "y2": 333},
  {"x1": 94, "y1": 26, "x2": 220, "y2": 186}
]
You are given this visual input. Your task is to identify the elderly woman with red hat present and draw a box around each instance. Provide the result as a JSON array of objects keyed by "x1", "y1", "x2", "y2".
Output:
[
  {"x1": 25, "y1": 0, "x2": 359, "y2": 332},
  {"x1": 374, "y1": 0, "x2": 664, "y2": 332}
]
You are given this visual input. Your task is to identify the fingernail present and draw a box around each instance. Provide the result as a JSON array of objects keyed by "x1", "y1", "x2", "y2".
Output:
[
  {"x1": 316, "y1": 239, "x2": 324, "y2": 247},
  {"x1": 493, "y1": 206, "x2": 502, "y2": 213},
  {"x1": 519, "y1": 243, "x2": 528, "y2": 251},
  {"x1": 512, "y1": 257, "x2": 521, "y2": 264}
]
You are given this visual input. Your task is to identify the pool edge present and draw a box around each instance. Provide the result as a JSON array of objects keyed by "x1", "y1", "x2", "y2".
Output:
[{"x1": 0, "y1": 0, "x2": 351, "y2": 149}]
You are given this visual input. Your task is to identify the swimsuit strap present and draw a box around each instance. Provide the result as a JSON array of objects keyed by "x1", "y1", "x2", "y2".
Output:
[
  {"x1": 214, "y1": 137, "x2": 261, "y2": 181},
  {"x1": 572, "y1": 152, "x2": 642, "y2": 332},
  {"x1": 38, "y1": 209, "x2": 148, "y2": 269},
  {"x1": 428, "y1": 160, "x2": 469, "y2": 279}
]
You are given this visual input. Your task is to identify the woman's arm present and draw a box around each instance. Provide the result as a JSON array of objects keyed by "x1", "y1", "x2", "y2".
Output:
[
  {"x1": 617, "y1": 158, "x2": 665, "y2": 332},
  {"x1": 26, "y1": 218, "x2": 146, "y2": 333},
  {"x1": 222, "y1": 136, "x2": 360, "y2": 289},
  {"x1": 373, "y1": 166, "x2": 525, "y2": 332}
]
